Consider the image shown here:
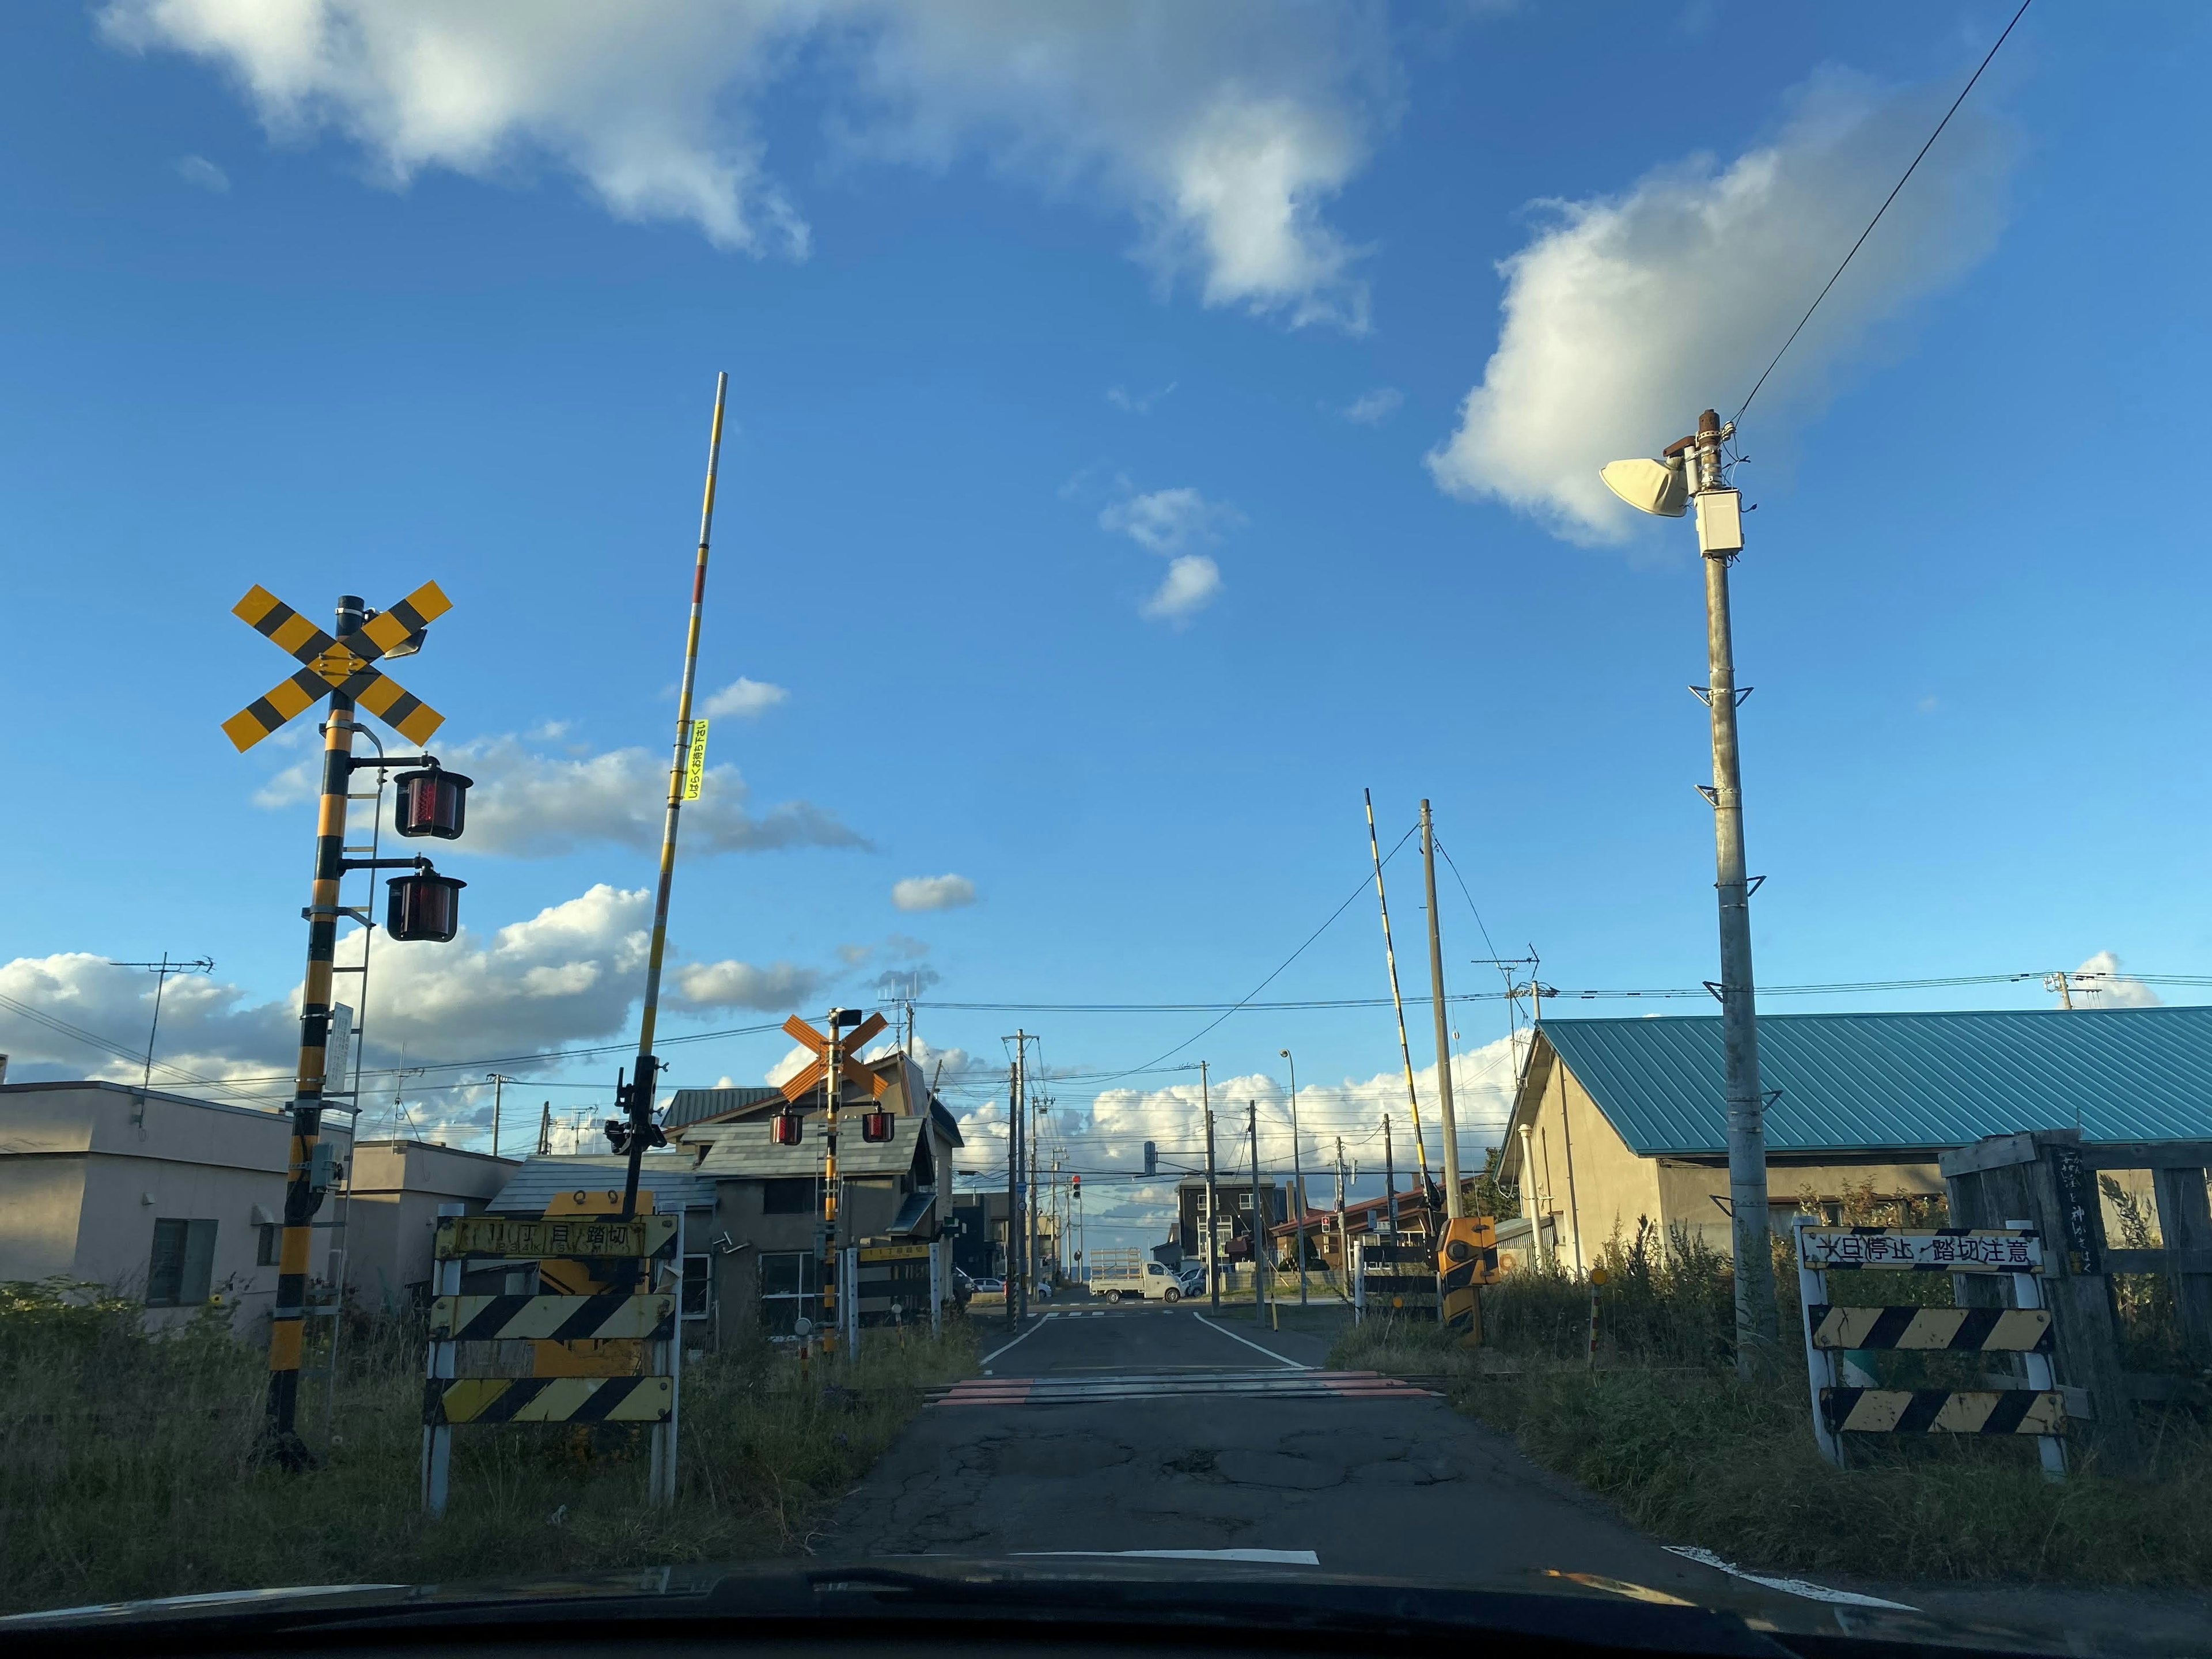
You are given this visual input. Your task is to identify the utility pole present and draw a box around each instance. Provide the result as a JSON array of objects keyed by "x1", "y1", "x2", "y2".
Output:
[
  {"x1": 1004, "y1": 1060, "x2": 1020, "y2": 1329},
  {"x1": 484, "y1": 1073, "x2": 513, "y2": 1159},
  {"x1": 1382, "y1": 1113, "x2": 1397, "y2": 1237},
  {"x1": 1419, "y1": 801, "x2": 1464, "y2": 1220},
  {"x1": 1202, "y1": 1061, "x2": 1221, "y2": 1312},
  {"x1": 1365, "y1": 790, "x2": 1433, "y2": 1230},
  {"x1": 1675, "y1": 408, "x2": 1778, "y2": 1373},
  {"x1": 1025, "y1": 1043, "x2": 1040, "y2": 1297},
  {"x1": 1335, "y1": 1135, "x2": 1350, "y2": 1296},
  {"x1": 1248, "y1": 1100, "x2": 1266, "y2": 1319},
  {"x1": 2043, "y1": 971, "x2": 2076, "y2": 1010},
  {"x1": 1279, "y1": 1048, "x2": 1308, "y2": 1305},
  {"x1": 622, "y1": 373, "x2": 729, "y2": 1221},
  {"x1": 536, "y1": 1101, "x2": 551, "y2": 1156}
]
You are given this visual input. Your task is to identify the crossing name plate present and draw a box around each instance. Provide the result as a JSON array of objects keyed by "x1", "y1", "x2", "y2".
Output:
[{"x1": 435, "y1": 1214, "x2": 677, "y2": 1262}]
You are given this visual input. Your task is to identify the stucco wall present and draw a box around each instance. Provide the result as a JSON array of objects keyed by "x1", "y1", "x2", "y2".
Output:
[
  {"x1": 1521, "y1": 1056, "x2": 1662, "y2": 1273},
  {"x1": 1654, "y1": 1157, "x2": 1950, "y2": 1252}
]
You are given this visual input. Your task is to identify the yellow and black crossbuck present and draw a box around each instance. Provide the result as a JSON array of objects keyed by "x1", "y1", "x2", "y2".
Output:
[
  {"x1": 1821, "y1": 1387, "x2": 2065, "y2": 1436},
  {"x1": 425, "y1": 1374, "x2": 673, "y2": 1426},
  {"x1": 1809, "y1": 1304, "x2": 2052, "y2": 1353},
  {"x1": 222, "y1": 581, "x2": 450, "y2": 752}
]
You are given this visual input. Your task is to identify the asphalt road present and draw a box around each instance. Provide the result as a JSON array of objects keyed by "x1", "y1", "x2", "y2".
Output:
[{"x1": 821, "y1": 1301, "x2": 1749, "y2": 1598}]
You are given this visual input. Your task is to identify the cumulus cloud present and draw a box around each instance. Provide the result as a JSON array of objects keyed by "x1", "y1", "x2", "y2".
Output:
[
  {"x1": 101, "y1": 0, "x2": 1385, "y2": 326},
  {"x1": 1339, "y1": 386, "x2": 1401, "y2": 424},
  {"x1": 700, "y1": 676, "x2": 789, "y2": 718},
  {"x1": 1427, "y1": 69, "x2": 2013, "y2": 542},
  {"x1": 1099, "y1": 483, "x2": 1241, "y2": 624},
  {"x1": 257, "y1": 732, "x2": 866, "y2": 857},
  {"x1": 892, "y1": 874, "x2": 975, "y2": 912},
  {"x1": 0, "y1": 953, "x2": 294, "y2": 1103},
  {"x1": 173, "y1": 153, "x2": 229, "y2": 191},
  {"x1": 2072, "y1": 950, "x2": 2160, "y2": 1010},
  {"x1": 673, "y1": 957, "x2": 820, "y2": 1011},
  {"x1": 1139, "y1": 556, "x2": 1222, "y2": 625}
]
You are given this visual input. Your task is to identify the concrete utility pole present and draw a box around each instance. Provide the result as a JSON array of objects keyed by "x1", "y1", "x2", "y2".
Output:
[
  {"x1": 1248, "y1": 1100, "x2": 1267, "y2": 1318},
  {"x1": 1335, "y1": 1135, "x2": 1350, "y2": 1295},
  {"x1": 1202, "y1": 1062, "x2": 1221, "y2": 1312},
  {"x1": 1005, "y1": 1057, "x2": 1021, "y2": 1328},
  {"x1": 1026, "y1": 1049, "x2": 1040, "y2": 1296},
  {"x1": 1419, "y1": 801, "x2": 1464, "y2": 1219},
  {"x1": 1381, "y1": 1113, "x2": 1397, "y2": 1236},
  {"x1": 1279, "y1": 1048, "x2": 1308, "y2": 1305},
  {"x1": 536, "y1": 1101, "x2": 552, "y2": 1156},
  {"x1": 1685, "y1": 407, "x2": 1778, "y2": 1373},
  {"x1": 484, "y1": 1073, "x2": 513, "y2": 1159}
]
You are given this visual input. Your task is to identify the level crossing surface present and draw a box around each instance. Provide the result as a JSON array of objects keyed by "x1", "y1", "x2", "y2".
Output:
[{"x1": 821, "y1": 1301, "x2": 1755, "y2": 1600}]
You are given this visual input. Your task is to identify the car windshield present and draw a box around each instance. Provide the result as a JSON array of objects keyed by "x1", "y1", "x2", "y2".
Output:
[{"x1": 3, "y1": 6, "x2": 2207, "y2": 1657}]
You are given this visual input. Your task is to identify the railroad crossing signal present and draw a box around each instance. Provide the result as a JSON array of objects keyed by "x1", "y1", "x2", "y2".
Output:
[
  {"x1": 222, "y1": 581, "x2": 451, "y2": 752},
  {"x1": 777, "y1": 1010, "x2": 891, "y2": 1103}
]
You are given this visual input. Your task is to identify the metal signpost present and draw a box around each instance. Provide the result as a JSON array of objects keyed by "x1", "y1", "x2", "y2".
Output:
[{"x1": 1793, "y1": 1220, "x2": 2067, "y2": 1478}]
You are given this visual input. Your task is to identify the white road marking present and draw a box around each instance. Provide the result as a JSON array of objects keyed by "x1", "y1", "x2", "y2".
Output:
[
  {"x1": 1016, "y1": 1550, "x2": 1320, "y2": 1566},
  {"x1": 980, "y1": 1313, "x2": 1055, "y2": 1368},
  {"x1": 1193, "y1": 1313, "x2": 1308, "y2": 1369},
  {"x1": 1662, "y1": 1546, "x2": 1916, "y2": 1611}
]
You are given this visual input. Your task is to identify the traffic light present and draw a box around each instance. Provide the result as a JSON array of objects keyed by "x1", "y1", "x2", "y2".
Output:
[
  {"x1": 1143, "y1": 1141, "x2": 1157, "y2": 1177},
  {"x1": 1071, "y1": 1173, "x2": 1081, "y2": 1194}
]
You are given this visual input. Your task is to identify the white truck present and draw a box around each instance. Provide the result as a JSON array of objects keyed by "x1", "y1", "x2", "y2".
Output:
[{"x1": 1088, "y1": 1249, "x2": 1183, "y2": 1302}]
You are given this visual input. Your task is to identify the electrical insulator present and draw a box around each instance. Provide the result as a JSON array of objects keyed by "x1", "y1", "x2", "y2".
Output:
[
  {"x1": 770, "y1": 1110, "x2": 803, "y2": 1147},
  {"x1": 392, "y1": 767, "x2": 472, "y2": 840},
  {"x1": 385, "y1": 869, "x2": 465, "y2": 942},
  {"x1": 860, "y1": 1110, "x2": 893, "y2": 1143}
]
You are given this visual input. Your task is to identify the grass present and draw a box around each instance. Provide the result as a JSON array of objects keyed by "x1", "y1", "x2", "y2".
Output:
[
  {"x1": 1328, "y1": 1218, "x2": 2212, "y2": 1589},
  {"x1": 0, "y1": 1279, "x2": 975, "y2": 1616}
]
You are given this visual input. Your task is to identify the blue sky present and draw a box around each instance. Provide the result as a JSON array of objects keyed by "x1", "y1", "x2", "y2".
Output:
[{"x1": 3, "y1": 2, "x2": 2207, "y2": 1249}]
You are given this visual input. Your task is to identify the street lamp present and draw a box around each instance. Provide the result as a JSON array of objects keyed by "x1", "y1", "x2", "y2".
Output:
[
  {"x1": 1601, "y1": 408, "x2": 1777, "y2": 1374},
  {"x1": 1279, "y1": 1048, "x2": 1308, "y2": 1306}
]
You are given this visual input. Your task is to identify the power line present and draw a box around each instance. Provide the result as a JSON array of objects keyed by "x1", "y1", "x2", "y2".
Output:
[{"x1": 1733, "y1": 0, "x2": 2032, "y2": 425}]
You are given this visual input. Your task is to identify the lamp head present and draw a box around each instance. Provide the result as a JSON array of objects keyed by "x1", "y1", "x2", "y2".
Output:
[{"x1": 1599, "y1": 454, "x2": 1689, "y2": 518}]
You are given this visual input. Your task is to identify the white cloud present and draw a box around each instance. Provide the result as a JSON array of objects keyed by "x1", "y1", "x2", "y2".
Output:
[
  {"x1": 173, "y1": 153, "x2": 229, "y2": 192},
  {"x1": 259, "y1": 732, "x2": 866, "y2": 857},
  {"x1": 1426, "y1": 69, "x2": 2013, "y2": 543},
  {"x1": 1099, "y1": 484, "x2": 1241, "y2": 554},
  {"x1": 892, "y1": 874, "x2": 976, "y2": 912},
  {"x1": 101, "y1": 0, "x2": 1387, "y2": 327},
  {"x1": 2072, "y1": 951, "x2": 2159, "y2": 1010},
  {"x1": 1339, "y1": 385, "x2": 1401, "y2": 424},
  {"x1": 1140, "y1": 555, "x2": 1222, "y2": 625},
  {"x1": 673, "y1": 957, "x2": 820, "y2": 1011},
  {"x1": 700, "y1": 676, "x2": 789, "y2": 718},
  {"x1": 0, "y1": 953, "x2": 293, "y2": 1104},
  {"x1": 1105, "y1": 382, "x2": 1176, "y2": 415}
]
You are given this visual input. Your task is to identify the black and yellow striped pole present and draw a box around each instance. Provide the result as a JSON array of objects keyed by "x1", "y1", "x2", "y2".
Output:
[
  {"x1": 620, "y1": 373, "x2": 729, "y2": 1220},
  {"x1": 266, "y1": 594, "x2": 363, "y2": 1465}
]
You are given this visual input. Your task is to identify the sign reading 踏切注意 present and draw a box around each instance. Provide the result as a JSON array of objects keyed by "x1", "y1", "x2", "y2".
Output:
[{"x1": 1797, "y1": 1228, "x2": 2041, "y2": 1274}]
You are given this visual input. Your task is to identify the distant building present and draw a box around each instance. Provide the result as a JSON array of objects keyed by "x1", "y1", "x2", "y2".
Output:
[
  {"x1": 1175, "y1": 1176, "x2": 1283, "y2": 1263},
  {"x1": 1498, "y1": 1008, "x2": 2212, "y2": 1273},
  {"x1": 0, "y1": 1081, "x2": 515, "y2": 1324}
]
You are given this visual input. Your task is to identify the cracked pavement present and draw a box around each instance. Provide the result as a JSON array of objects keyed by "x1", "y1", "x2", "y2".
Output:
[{"x1": 816, "y1": 1303, "x2": 1748, "y2": 1597}]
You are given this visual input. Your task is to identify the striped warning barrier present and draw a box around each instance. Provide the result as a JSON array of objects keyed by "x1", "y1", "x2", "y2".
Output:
[
  {"x1": 428, "y1": 1293, "x2": 675, "y2": 1343},
  {"x1": 1820, "y1": 1387, "x2": 2065, "y2": 1436},
  {"x1": 426, "y1": 1374, "x2": 673, "y2": 1426},
  {"x1": 1808, "y1": 1304, "x2": 2051, "y2": 1353}
]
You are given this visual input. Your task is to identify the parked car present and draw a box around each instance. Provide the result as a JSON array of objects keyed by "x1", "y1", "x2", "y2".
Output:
[{"x1": 971, "y1": 1276, "x2": 1005, "y2": 1296}]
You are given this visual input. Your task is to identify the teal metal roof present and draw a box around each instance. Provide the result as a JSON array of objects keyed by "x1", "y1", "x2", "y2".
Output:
[{"x1": 1540, "y1": 1006, "x2": 2212, "y2": 1157}]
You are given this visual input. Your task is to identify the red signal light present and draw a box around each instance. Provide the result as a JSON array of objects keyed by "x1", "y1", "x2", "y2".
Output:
[
  {"x1": 860, "y1": 1110, "x2": 893, "y2": 1143},
  {"x1": 770, "y1": 1111, "x2": 802, "y2": 1147}
]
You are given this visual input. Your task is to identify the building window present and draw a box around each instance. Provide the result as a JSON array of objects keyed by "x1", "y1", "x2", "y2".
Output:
[
  {"x1": 256, "y1": 1224, "x2": 281, "y2": 1267},
  {"x1": 148, "y1": 1219, "x2": 218, "y2": 1307},
  {"x1": 762, "y1": 1177, "x2": 814, "y2": 1215},
  {"x1": 682, "y1": 1253, "x2": 710, "y2": 1319},
  {"x1": 759, "y1": 1251, "x2": 820, "y2": 1338}
]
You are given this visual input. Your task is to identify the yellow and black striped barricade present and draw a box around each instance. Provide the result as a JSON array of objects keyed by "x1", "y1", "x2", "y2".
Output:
[
  {"x1": 1354, "y1": 1238, "x2": 1437, "y2": 1324},
  {"x1": 1820, "y1": 1387, "x2": 2065, "y2": 1437},
  {"x1": 1792, "y1": 1218, "x2": 2069, "y2": 1478},
  {"x1": 1437, "y1": 1216, "x2": 1500, "y2": 1344},
  {"x1": 423, "y1": 1202, "x2": 683, "y2": 1516},
  {"x1": 426, "y1": 1375, "x2": 674, "y2": 1426}
]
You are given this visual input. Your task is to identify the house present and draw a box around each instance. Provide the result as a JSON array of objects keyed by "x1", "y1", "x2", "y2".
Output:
[
  {"x1": 1499, "y1": 1007, "x2": 2212, "y2": 1273},
  {"x1": 482, "y1": 1048, "x2": 963, "y2": 1345},
  {"x1": 1175, "y1": 1176, "x2": 1285, "y2": 1262},
  {"x1": 946, "y1": 1192, "x2": 1010, "y2": 1278},
  {"x1": 0, "y1": 1081, "x2": 516, "y2": 1324}
]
